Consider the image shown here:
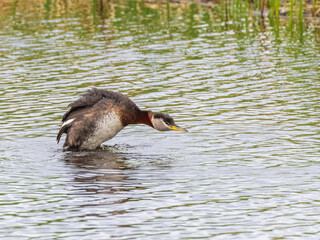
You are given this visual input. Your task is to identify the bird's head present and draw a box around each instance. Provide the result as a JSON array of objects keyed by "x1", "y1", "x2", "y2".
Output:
[{"x1": 150, "y1": 113, "x2": 188, "y2": 132}]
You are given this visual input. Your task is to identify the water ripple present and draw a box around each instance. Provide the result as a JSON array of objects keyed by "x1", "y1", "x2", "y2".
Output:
[{"x1": 1, "y1": 1, "x2": 320, "y2": 239}]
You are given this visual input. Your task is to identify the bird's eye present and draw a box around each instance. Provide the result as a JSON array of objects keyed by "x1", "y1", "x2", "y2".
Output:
[{"x1": 165, "y1": 121, "x2": 170, "y2": 125}]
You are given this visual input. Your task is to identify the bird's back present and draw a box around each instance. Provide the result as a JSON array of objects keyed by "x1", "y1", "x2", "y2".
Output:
[{"x1": 62, "y1": 88, "x2": 139, "y2": 122}]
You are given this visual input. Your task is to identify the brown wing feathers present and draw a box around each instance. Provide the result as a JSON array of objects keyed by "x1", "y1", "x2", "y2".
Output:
[
  {"x1": 57, "y1": 88, "x2": 142, "y2": 145},
  {"x1": 56, "y1": 121, "x2": 72, "y2": 143},
  {"x1": 62, "y1": 88, "x2": 106, "y2": 122},
  {"x1": 58, "y1": 88, "x2": 106, "y2": 143}
]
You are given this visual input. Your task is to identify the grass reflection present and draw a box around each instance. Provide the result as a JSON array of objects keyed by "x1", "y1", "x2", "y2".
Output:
[{"x1": 0, "y1": 0, "x2": 319, "y2": 44}]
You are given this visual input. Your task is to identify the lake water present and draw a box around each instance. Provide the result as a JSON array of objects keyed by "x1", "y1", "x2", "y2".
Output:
[{"x1": 1, "y1": 0, "x2": 320, "y2": 239}]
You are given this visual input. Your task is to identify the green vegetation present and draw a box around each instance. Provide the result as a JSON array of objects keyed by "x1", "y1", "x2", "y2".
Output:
[{"x1": 0, "y1": 0, "x2": 319, "y2": 44}]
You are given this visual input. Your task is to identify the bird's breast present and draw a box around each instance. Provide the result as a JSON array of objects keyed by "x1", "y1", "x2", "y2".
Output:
[{"x1": 80, "y1": 111, "x2": 123, "y2": 149}]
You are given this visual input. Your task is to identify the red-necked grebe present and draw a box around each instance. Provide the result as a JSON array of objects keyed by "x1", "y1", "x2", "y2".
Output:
[{"x1": 57, "y1": 88, "x2": 188, "y2": 150}]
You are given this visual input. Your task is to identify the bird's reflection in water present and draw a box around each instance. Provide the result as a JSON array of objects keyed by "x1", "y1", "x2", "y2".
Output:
[
  {"x1": 63, "y1": 149, "x2": 130, "y2": 194},
  {"x1": 64, "y1": 149, "x2": 127, "y2": 170},
  {"x1": 63, "y1": 146, "x2": 172, "y2": 216},
  {"x1": 63, "y1": 148, "x2": 138, "y2": 217}
]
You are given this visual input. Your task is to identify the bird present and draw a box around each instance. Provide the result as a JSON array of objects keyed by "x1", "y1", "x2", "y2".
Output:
[{"x1": 57, "y1": 87, "x2": 188, "y2": 150}]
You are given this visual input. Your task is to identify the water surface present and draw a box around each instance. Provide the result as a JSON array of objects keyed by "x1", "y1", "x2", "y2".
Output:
[{"x1": 1, "y1": 1, "x2": 320, "y2": 239}]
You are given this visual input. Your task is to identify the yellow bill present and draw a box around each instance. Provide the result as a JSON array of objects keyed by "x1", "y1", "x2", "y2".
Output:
[{"x1": 170, "y1": 125, "x2": 188, "y2": 132}]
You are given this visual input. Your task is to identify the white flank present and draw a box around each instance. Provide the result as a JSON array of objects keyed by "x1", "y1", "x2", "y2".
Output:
[
  {"x1": 81, "y1": 112, "x2": 123, "y2": 150},
  {"x1": 61, "y1": 118, "x2": 75, "y2": 128}
]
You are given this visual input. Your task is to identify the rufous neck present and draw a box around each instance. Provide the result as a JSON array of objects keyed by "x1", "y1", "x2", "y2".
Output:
[{"x1": 137, "y1": 110, "x2": 154, "y2": 128}]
